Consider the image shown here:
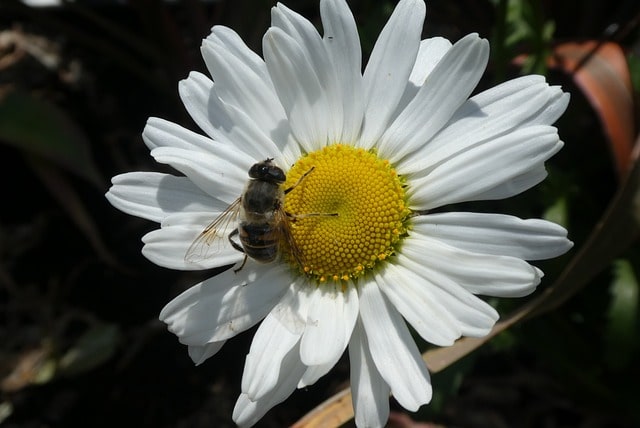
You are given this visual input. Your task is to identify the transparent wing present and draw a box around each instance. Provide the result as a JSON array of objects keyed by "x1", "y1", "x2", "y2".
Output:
[
  {"x1": 277, "y1": 208, "x2": 305, "y2": 270},
  {"x1": 185, "y1": 197, "x2": 242, "y2": 263}
]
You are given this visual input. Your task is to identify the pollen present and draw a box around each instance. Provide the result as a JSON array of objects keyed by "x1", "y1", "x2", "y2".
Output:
[{"x1": 283, "y1": 144, "x2": 411, "y2": 284}]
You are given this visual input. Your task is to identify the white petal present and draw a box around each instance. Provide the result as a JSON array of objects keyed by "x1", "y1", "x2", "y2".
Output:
[
  {"x1": 159, "y1": 264, "x2": 290, "y2": 346},
  {"x1": 204, "y1": 26, "x2": 269, "y2": 80},
  {"x1": 142, "y1": 117, "x2": 215, "y2": 153},
  {"x1": 320, "y1": 0, "x2": 364, "y2": 143},
  {"x1": 300, "y1": 283, "x2": 358, "y2": 366},
  {"x1": 400, "y1": 75, "x2": 569, "y2": 174},
  {"x1": 233, "y1": 342, "x2": 306, "y2": 427},
  {"x1": 395, "y1": 253, "x2": 500, "y2": 337},
  {"x1": 242, "y1": 312, "x2": 301, "y2": 401},
  {"x1": 402, "y1": 235, "x2": 541, "y2": 297},
  {"x1": 201, "y1": 27, "x2": 286, "y2": 136},
  {"x1": 204, "y1": 26, "x2": 300, "y2": 163},
  {"x1": 349, "y1": 320, "x2": 391, "y2": 428},
  {"x1": 141, "y1": 212, "x2": 243, "y2": 271},
  {"x1": 179, "y1": 73, "x2": 294, "y2": 165},
  {"x1": 412, "y1": 212, "x2": 573, "y2": 260},
  {"x1": 106, "y1": 172, "x2": 221, "y2": 223},
  {"x1": 396, "y1": 37, "x2": 453, "y2": 112},
  {"x1": 150, "y1": 146, "x2": 248, "y2": 204},
  {"x1": 188, "y1": 341, "x2": 225, "y2": 366},
  {"x1": 409, "y1": 126, "x2": 563, "y2": 209},
  {"x1": 298, "y1": 361, "x2": 335, "y2": 388},
  {"x1": 467, "y1": 164, "x2": 548, "y2": 201},
  {"x1": 178, "y1": 71, "x2": 219, "y2": 139},
  {"x1": 204, "y1": 93, "x2": 292, "y2": 166},
  {"x1": 379, "y1": 33, "x2": 489, "y2": 163},
  {"x1": 272, "y1": 3, "x2": 343, "y2": 144},
  {"x1": 377, "y1": 263, "x2": 462, "y2": 346},
  {"x1": 360, "y1": 0, "x2": 425, "y2": 147},
  {"x1": 359, "y1": 280, "x2": 432, "y2": 411},
  {"x1": 263, "y1": 27, "x2": 330, "y2": 152},
  {"x1": 410, "y1": 37, "x2": 453, "y2": 86},
  {"x1": 269, "y1": 279, "x2": 312, "y2": 335}
]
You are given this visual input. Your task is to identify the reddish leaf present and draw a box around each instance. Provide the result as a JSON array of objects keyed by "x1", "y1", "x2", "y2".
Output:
[{"x1": 548, "y1": 41, "x2": 635, "y2": 179}]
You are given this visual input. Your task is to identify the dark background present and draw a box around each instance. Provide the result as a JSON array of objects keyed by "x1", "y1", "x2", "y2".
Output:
[{"x1": 1, "y1": 0, "x2": 639, "y2": 427}]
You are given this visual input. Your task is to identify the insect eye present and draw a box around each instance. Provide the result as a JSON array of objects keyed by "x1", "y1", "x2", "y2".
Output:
[{"x1": 267, "y1": 167, "x2": 286, "y2": 182}]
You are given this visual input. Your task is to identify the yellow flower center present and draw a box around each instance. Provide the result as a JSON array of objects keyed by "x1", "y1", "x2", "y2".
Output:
[{"x1": 283, "y1": 144, "x2": 410, "y2": 283}]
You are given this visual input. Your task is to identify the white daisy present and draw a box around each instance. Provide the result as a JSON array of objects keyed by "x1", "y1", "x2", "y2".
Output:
[{"x1": 105, "y1": 0, "x2": 573, "y2": 426}]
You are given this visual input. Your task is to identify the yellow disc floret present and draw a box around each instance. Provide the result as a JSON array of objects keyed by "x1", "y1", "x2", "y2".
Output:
[{"x1": 283, "y1": 144, "x2": 410, "y2": 284}]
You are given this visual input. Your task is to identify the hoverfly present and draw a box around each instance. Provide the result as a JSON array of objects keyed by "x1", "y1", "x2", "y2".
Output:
[{"x1": 185, "y1": 158, "x2": 318, "y2": 272}]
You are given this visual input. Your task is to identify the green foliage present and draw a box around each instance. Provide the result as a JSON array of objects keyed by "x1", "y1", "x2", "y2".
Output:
[
  {"x1": 490, "y1": 0, "x2": 555, "y2": 77},
  {"x1": 58, "y1": 323, "x2": 122, "y2": 378},
  {"x1": 629, "y1": 52, "x2": 640, "y2": 94},
  {"x1": 0, "y1": 90, "x2": 103, "y2": 187},
  {"x1": 604, "y1": 259, "x2": 639, "y2": 370}
]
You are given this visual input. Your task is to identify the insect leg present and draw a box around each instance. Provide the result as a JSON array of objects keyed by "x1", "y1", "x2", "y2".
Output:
[
  {"x1": 234, "y1": 254, "x2": 248, "y2": 273},
  {"x1": 228, "y1": 228, "x2": 244, "y2": 253},
  {"x1": 284, "y1": 166, "x2": 315, "y2": 195},
  {"x1": 229, "y1": 228, "x2": 249, "y2": 273}
]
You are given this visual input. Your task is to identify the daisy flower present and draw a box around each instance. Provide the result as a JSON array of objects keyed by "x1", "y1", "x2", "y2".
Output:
[{"x1": 105, "y1": 0, "x2": 572, "y2": 426}]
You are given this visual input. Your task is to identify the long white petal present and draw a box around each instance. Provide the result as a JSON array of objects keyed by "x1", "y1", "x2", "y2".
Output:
[
  {"x1": 106, "y1": 172, "x2": 221, "y2": 223},
  {"x1": 379, "y1": 33, "x2": 489, "y2": 163},
  {"x1": 410, "y1": 37, "x2": 453, "y2": 87},
  {"x1": 159, "y1": 264, "x2": 290, "y2": 345},
  {"x1": 402, "y1": 235, "x2": 541, "y2": 297},
  {"x1": 349, "y1": 320, "x2": 390, "y2": 428},
  {"x1": 233, "y1": 342, "x2": 306, "y2": 427},
  {"x1": 188, "y1": 341, "x2": 225, "y2": 366},
  {"x1": 300, "y1": 283, "x2": 358, "y2": 366},
  {"x1": 320, "y1": 0, "x2": 364, "y2": 144},
  {"x1": 298, "y1": 284, "x2": 358, "y2": 387},
  {"x1": 409, "y1": 126, "x2": 563, "y2": 209},
  {"x1": 298, "y1": 361, "x2": 335, "y2": 388},
  {"x1": 178, "y1": 73, "x2": 294, "y2": 165},
  {"x1": 400, "y1": 76, "x2": 569, "y2": 174},
  {"x1": 377, "y1": 263, "x2": 462, "y2": 346},
  {"x1": 360, "y1": 0, "x2": 425, "y2": 147},
  {"x1": 395, "y1": 253, "x2": 500, "y2": 337},
  {"x1": 204, "y1": 25, "x2": 270, "y2": 81},
  {"x1": 201, "y1": 27, "x2": 288, "y2": 141},
  {"x1": 359, "y1": 280, "x2": 432, "y2": 411},
  {"x1": 467, "y1": 164, "x2": 549, "y2": 202},
  {"x1": 141, "y1": 212, "x2": 243, "y2": 271},
  {"x1": 396, "y1": 37, "x2": 453, "y2": 112},
  {"x1": 272, "y1": 3, "x2": 344, "y2": 144},
  {"x1": 242, "y1": 312, "x2": 301, "y2": 401},
  {"x1": 413, "y1": 212, "x2": 573, "y2": 260},
  {"x1": 269, "y1": 279, "x2": 313, "y2": 335},
  {"x1": 178, "y1": 71, "x2": 219, "y2": 139},
  {"x1": 263, "y1": 27, "x2": 330, "y2": 153},
  {"x1": 142, "y1": 117, "x2": 215, "y2": 153},
  {"x1": 150, "y1": 146, "x2": 248, "y2": 204}
]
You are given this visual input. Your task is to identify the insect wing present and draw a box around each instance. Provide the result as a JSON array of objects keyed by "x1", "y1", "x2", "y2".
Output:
[
  {"x1": 185, "y1": 198, "x2": 241, "y2": 263},
  {"x1": 277, "y1": 208, "x2": 305, "y2": 269}
]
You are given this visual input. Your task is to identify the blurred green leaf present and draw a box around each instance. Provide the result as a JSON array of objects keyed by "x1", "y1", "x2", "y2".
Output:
[
  {"x1": 58, "y1": 324, "x2": 121, "y2": 378},
  {"x1": 490, "y1": 0, "x2": 554, "y2": 75},
  {"x1": 0, "y1": 402, "x2": 13, "y2": 425},
  {"x1": 629, "y1": 53, "x2": 640, "y2": 94},
  {"x1": 33, "y1": 358, "x2": 57, "y2": 385},
  {"x1": 604, "y1": 259, "x2": 639, "y2": 370},
  {"x1": 0, "y1": 90, "x2": 103, "y2": 188},
  {"x1": 543, "y1": 196, "x2": 569, "y2": 229}
]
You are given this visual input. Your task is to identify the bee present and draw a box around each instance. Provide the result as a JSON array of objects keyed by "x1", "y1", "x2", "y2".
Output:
[{"x1": 185, "y1": 158, "x2": 317, "y2": 272}]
